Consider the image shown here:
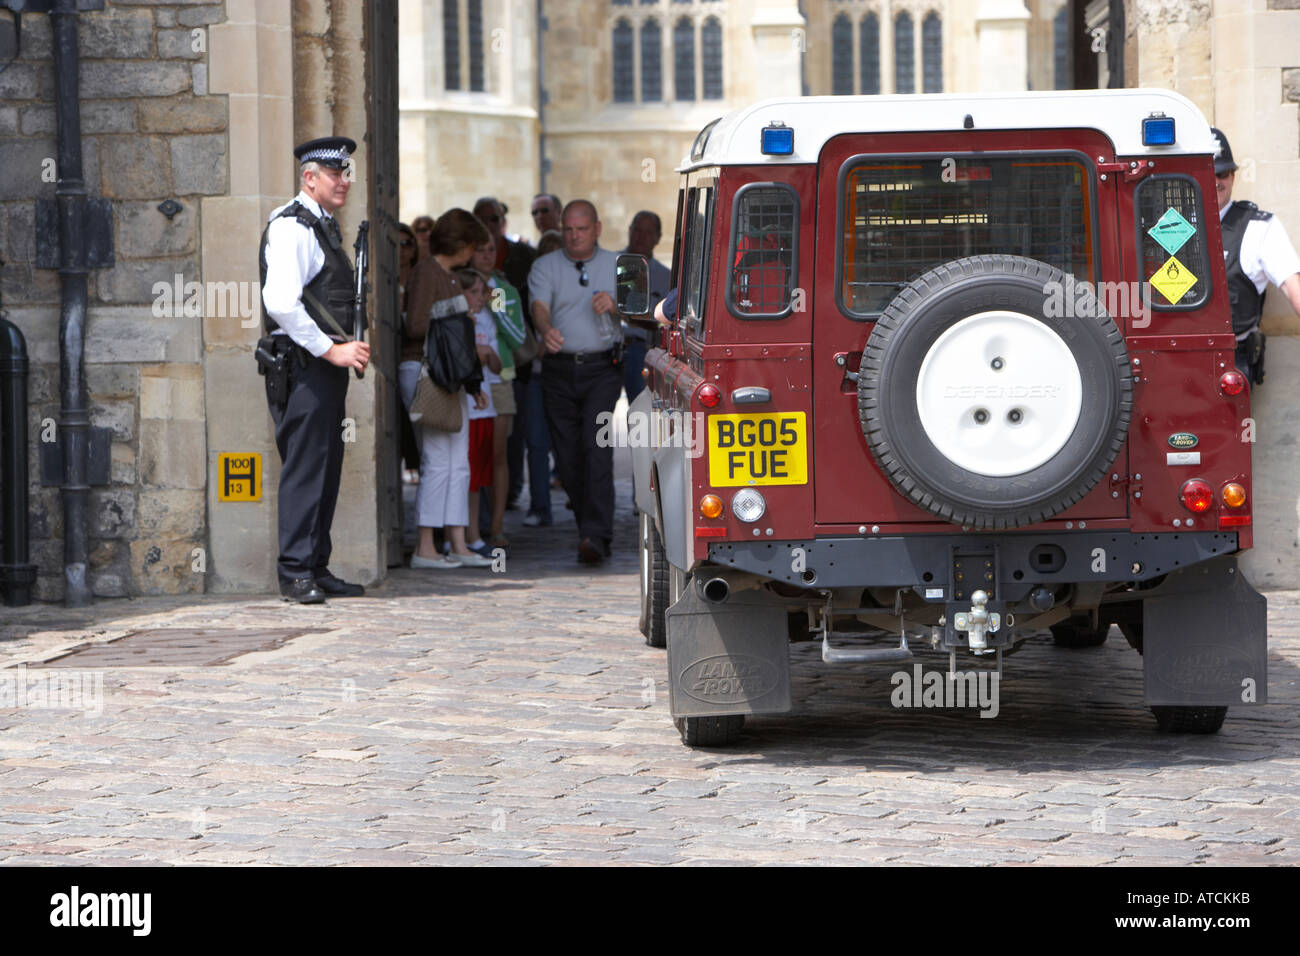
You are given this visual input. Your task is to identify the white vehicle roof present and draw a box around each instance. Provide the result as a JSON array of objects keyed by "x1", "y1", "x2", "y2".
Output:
[{"x1": 682, "y1": 89, "x2": 1217, "y2": 171}]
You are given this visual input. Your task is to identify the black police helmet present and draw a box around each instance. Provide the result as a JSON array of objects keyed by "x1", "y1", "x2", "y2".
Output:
[{"x1": 1210, "y1": 127, "x2": 1237, "y2": 175}]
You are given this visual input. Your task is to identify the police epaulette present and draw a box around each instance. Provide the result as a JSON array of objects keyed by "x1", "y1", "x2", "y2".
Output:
[{"x1": 278, "y1": 200, "x2": 320, "y2": 229}]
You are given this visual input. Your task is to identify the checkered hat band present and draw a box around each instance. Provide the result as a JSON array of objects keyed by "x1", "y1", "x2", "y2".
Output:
[{"x1": 300, "y1": 148, "x2": 349, "y2": 164}]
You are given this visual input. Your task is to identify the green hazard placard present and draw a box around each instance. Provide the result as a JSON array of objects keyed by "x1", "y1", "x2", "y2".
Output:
[{"x1": 1148, "y1": 207, "x2": 1196, "y2": 256}]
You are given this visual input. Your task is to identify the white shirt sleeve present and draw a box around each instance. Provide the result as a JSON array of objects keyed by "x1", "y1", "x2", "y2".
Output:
[
  {"x1": 1254, "y1": 215, "x2": 1300, "y2": 292},
  {"x1": 260, "y1": 211, "x2": 335, "y2": 358},
  {"x1": 1239, "y1": 213, "x2": 1300, "y2": 296}
]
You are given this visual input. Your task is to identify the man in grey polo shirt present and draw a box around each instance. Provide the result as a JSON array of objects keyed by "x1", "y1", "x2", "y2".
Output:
[{"x1": 529, "y1": 199, "x2": 624, "y2": 564}]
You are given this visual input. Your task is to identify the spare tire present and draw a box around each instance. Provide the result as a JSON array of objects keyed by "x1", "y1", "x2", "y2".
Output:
[{"x1": 858, "y1": 255, "x2": 1131, "y2": 529}]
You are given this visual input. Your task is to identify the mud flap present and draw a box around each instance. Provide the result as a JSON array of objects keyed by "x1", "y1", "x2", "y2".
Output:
[
  {"x1": 665, "y1": 571, "x2": 792, "y2": 718},
  {"x1": 1143, "y1": 555, "x2": 1267, "y2": 706}
]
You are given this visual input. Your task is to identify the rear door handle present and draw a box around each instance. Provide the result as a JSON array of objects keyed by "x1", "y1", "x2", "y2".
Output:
[{"x1": 731, "y1": 386, "x2": 771, "y2": 405}]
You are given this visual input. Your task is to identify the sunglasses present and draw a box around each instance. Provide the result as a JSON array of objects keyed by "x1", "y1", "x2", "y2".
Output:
[
  {"x1": 482, "y1": 214, "x2": 502, "y2": 224},
  {"x1": 575, "y1": 260, "x2": 589, "y2": 287},
  {"x1": 531, "y1": 207, "x2": 552, "y2": 217},
  {"x1": 1215, "y1": 171, "x2": 1233, "y2": 181}
]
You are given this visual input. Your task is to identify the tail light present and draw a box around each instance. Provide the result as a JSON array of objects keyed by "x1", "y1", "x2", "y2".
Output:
[
  {"x1": 696, "y1": 383, "x2": 721, "y2": 408},
  {"x1": 1219, "y1": 370, "x2": 1246, "y2": 396},
  {"x1": 1179, "y1": 479, "x2": 1214, "y2": 513}
]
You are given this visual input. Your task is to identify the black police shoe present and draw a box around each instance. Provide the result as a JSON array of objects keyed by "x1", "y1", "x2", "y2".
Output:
[
  {"x1": 577, "y1": 538, "x2": 605, "y2": 565},
  {"x1": 281, "y1": 577, "x2": 326, "y2": 604},
  {"x1": 315, "y1": 572, "x2": 365, "y2": 597}
]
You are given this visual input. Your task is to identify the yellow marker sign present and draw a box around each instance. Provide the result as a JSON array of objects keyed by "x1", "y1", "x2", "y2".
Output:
[
  {"x1": 218, "y1": 453, "x2": 262, "y2": 501},
  {"x1": 1149, "y1": 255, "x2": 1198, "y2": 305}
]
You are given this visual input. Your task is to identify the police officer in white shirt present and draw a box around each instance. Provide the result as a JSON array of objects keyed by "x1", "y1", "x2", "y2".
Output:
[
  {"x1": 258, "y1": 136, "x2": 370, "y2": 603},
  {"x1": 1213, "y1": 127, "x2": 1300, "y2": 385}
]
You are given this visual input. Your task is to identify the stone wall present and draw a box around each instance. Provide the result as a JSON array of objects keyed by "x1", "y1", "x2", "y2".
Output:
[{"x1": 0, "y1": 1, "x2": 229, "y2": 599}]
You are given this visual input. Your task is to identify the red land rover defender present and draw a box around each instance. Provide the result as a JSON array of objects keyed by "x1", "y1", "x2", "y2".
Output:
[{"x1": 617, "y1": 90, "x2": 1267, "y2": 748}]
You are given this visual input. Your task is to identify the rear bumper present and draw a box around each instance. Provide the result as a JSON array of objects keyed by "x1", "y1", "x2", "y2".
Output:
[{"x1": 708, "y1": 530, "x2": 1240, "y2": 595}]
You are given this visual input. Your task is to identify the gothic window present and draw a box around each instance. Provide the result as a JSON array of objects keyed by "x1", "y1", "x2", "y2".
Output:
[
  {"x1": 443, "y1": 0, "x2": 460, "y2": 90},
  {"x1": 860, "y1": 13, "x2": 880, "y2": 95},
  {"x1": 832, "y1": 14, "x2": 852, "y2": 95},
  {"x1": 467, "y1": 0, "x2": 484, "y2": 92},
  {"x1": 922, "y1": 12, "x2": 941, "y2": 93},
  {"x1": 614, "y1": 18, "x2": 635, "y2": 102},
  {"x1": 642, "y1": 19, "x2": 662, "y2": 101},
  {"x1": 702, "y1": 16, "x2": 723, "y2": 99},
  {"x1": 894, "y1": 12, "x2": 914, "y2": 94},
  {"x1": 675, "y1": 17, "x2": 695, "y2": 101},
  {"x1": 1053, "y1": 6, "x2": 1070, "y2": 89}
]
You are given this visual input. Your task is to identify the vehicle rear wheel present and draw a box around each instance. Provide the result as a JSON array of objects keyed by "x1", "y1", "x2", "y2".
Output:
[
  {"x1": 675, "y1": 714, "x2": 745, "y2": 747},
  {"x1": 1050, "y1": 618, "x2": 1110, "y2": 647},
  {"x1": 1119, "y1": 621, "x2": 1143, "y2": 655},
  {"x1": 1151, "y1": 706, "x2": 1227, "y2": 734},
  {"x1": 858, "y1": 255, "x2": 1132, "y2": 529},
  {"x1": 638, "y1": 511, "x2": 668, "y2": 648}
]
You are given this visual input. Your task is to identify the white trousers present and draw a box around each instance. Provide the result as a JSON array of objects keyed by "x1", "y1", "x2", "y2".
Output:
[{"x1": 399, "y1": 360, "x2": 470, "y2": 528}]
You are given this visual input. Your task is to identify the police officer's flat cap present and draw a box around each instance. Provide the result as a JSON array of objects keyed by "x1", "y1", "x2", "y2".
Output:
[
  {"x1": 294, "y1": 136, "x2": 357, "y2": 169},
  {"x1": 1211, "y1": 127, "x2": 1238, "y2": 175}
]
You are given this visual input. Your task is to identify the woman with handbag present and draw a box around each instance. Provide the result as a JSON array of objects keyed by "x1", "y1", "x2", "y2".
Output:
[{"x1": 400, "y1": 208, "x2": 495, "y2": 569}]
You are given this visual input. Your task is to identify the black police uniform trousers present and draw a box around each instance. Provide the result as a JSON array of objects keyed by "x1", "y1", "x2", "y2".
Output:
[
  {"x1": 268, "y1": 349, "x2": 349, "y2": 583},
  {"x1": 541, "y1": 355, "x2": 623, "y2": 548}
]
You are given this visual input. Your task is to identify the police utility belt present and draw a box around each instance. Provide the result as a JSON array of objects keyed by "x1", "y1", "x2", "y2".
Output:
[
  {"x1": 257, "y1": 286, "x2": 354, "y2": 404},
  {"x1": 256, "y1": 333, "x2": 308, "y2": 407}
]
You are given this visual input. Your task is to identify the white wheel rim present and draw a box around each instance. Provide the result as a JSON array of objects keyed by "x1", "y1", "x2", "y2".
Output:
[{"x1": 914, "y1": 310, "x2": 1083, "y2": 477}]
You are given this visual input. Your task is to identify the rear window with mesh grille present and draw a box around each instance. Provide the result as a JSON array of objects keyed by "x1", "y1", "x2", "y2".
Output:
[
  {"x1": 838, "y1": 154, "x2": 1096, "y2": 319},
  {"x1": 727, "y1": 183, "x2": 799, "y2": 318},
  {"x1": 1135, "y1": 175, "x2": 1209, "y2": 310}
]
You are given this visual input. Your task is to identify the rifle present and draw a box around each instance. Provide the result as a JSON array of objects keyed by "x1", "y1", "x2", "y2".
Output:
[{"x1": 352, "y1": 220, "x2": 370, "y2": 379}]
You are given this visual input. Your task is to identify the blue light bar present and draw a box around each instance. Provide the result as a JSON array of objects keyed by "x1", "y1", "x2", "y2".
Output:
[
  {"x1": 761, "y1": 124, "x2": 794, "y2": 156},
  {"x1": 1142, "y1": 116, "x2": 1176, "y2": 146}
]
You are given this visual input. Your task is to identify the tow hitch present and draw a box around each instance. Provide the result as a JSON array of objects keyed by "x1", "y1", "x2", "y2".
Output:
[{"x1": 953, "y1": 589, "x2": 1000, "y2": 654}]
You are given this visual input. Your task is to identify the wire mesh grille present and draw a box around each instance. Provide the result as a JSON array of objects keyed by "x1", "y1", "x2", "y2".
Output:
[
  {"x1": 840, "y1": 156, "x2": 1093, "y2": 317},
  {"x1": 1137, "y1": 176, "x2": 1209, "y2": 308},
  {"x1": 730, "y1": 186, "x2": 797, "y2": 316}
]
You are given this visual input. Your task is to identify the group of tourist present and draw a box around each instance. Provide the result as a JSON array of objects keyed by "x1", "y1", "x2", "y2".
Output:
[{"x1": 397, "y1": 195, "x2": 670, "y2": 569}]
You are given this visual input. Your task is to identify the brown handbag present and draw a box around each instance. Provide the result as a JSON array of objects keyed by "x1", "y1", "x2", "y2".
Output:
[
  {"x1": 512, "y1": 323, "x2": 540, "y2": 366},
  {"x1": 408, "y1": 366, "x2": 463, "y2": 432}
]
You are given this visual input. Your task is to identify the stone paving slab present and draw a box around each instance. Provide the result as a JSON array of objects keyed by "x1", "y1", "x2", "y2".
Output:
[{"x1": 1, "y1": 472, "x2": 1298, "y2": 865}]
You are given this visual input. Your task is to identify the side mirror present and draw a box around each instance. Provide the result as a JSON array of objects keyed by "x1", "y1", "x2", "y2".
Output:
[{"x1": 616, "y1": 253, "x2": 650, "y2": 317}]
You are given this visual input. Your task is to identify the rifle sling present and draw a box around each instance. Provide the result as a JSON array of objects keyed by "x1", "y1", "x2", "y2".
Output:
[{"x1": 301, "y1": 288, "x2": 353, "y2": 342}]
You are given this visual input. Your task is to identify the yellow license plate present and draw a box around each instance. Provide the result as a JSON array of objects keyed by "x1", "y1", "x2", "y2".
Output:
[{"x1": 708, "y1": 412, "x2": 807, "y2": 487}]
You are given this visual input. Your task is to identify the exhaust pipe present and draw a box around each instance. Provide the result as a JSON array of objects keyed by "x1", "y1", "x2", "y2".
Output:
[{"x1": 702, "y1": 577, "x2": 730, "y2": 604}]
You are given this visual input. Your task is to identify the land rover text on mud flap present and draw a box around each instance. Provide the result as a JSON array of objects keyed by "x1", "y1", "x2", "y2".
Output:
[{"x1": 617, "y1": 90, "x2": 1267, "y2": 748}]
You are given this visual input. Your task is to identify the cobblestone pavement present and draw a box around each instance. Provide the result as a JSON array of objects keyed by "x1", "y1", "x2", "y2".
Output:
[{"x1": 1, "y1": 460, "x2": 1297, "y2": 865}]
